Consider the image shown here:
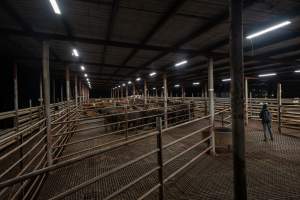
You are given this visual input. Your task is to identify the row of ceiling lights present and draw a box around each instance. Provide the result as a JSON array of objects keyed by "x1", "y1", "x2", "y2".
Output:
[
  {"x1": 49, "y1": 0, "x2": 294, "y2": 89},
  {"x1": 222, "y1": 70, "x2": 300, "y2": 82}
]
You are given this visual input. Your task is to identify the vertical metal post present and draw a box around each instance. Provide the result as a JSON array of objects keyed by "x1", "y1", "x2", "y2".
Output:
[
  {"x1": 13, "y1": 63, "x2": 23, "y2": 169},
  {"x1": 121, "y1": 86, "x2": 123, "y2": 99},
  {"x1": 245, "y1": 78, "x2": 249, "y2": 125},
  {"x1": 60, "y1": 83, "x2": 63, "y2": 102},
  {"x1": 188, "y1": 102, "x2": 191, "y2": 121},
  {"x1": 66, "y1": 66, "x2": 70, "y2": 102},
  {"x1": 75, "y1": 75, "x2": 78, "y2": 108},
  {"x1": 133, "y1": 82, "x2": 136, "y2": 102},
  {"x1": 229, "y1": 0, "x2": 247, "y2": 199},
  {"x1": 126, "y1": 84, "x2": 129, "y2": 103},
  {"x1": 52, "y1": 79, "x2": 56, "y2": 103},
  {"x1": 125, "y1": 105, "x2": 128, "y2": 140},
  {"x1": 65, "y1": 66, "x2": 71, "y2": 133},
  {"x1": 144, "y1": 80, "x2": 147, "y2": 105},
  {"x1": 277, "y1": 83, "x2": 282, "y2": 134},
  {"x1": 208, "y1": 58, "x2": 215, "y2": 155},
  {"x1": 42, "y1": 41, "x2": 53, "y2": 166},
  {"x1": 163, "y1": 74, "x2": 168, "y2": 129},
  {"x1": 249, "y1": 92, "x2": 252, "y2": 119},
  {"x1": 156, "y1": 117, "x2": 164, "y2": 200}
]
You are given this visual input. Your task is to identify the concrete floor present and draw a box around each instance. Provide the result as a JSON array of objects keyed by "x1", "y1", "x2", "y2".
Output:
[{"x1": 38, "y1": 119, "x2": 300, "y2": 200}]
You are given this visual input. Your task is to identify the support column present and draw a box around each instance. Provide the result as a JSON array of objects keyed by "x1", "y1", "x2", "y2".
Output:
[
  {"x1": 144, "y1": 80, "x2": 147, "y2": 105},
  {"x1": 38, "y1": 74, "x2": 43, "y2": 105},
  {"x1": 277, "y1": 83, "x2": 282, "y2": 134},
  {"x1": 245, "y1": 78, "x2": 249, "y2": 125},
  {"x1": 229, "y1": 0, "x2": 247, "y2": 199},
  {"x1": 60, "y1": 83, "x2": 63, "y2": 102},
  {"x1": 133, "y1": 82, "x2": 136, "y2": 102},
  {"x1": 52, "y1": 79, "x2": 56, "y2": 103},
  {"x1": 75, "y1": 75, "x2": 78, "y2": 107},
  {"x1": 126, "y1": 84, "x2": 129, "y2": 103},
  {"x1": 163, "y1": 74, "x2": 168, "y2": 129},
  {"x1": 65, "y1": 66, "x2": 70, "y2": 102},
  {"x1": 42, "y1": 41, "x2": 53, "y2": 166},
  {"x1": 208, "y1": 58, "x2": 215, "y2": 155}
]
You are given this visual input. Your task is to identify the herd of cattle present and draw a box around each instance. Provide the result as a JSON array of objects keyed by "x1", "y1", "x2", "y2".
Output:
[{"x1": 88, "y1": 100, "x2": 194, "y2": 133}]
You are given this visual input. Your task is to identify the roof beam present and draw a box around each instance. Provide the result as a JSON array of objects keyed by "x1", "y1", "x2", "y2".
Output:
[
  {"x1": 118, "y1": 0, "x2": 187, "y2": 68},
  {"x1": 100, "y1": 0, "x2": 120, "y2": 73},
  {"x1": 0, "y1": 28, "x2": 201, "y2": 54}
]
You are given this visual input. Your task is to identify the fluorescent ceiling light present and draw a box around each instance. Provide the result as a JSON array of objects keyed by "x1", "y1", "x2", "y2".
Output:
[
  {"x1": 246, "y1": 21, "x2": 291, "y2": 39},
  {"x1": 149, "y1": 72, "x2": 156, "y2": 77},
  {"x1": 86, "y1": 78, "x2": 90, "y2": 81},
  {"x1": 174, "y1": 84, "x2": 180, "y2": 88},
  {"x1": 222, "y1": 78, "x2": 231, "y2": 82},
  {"x1": 72, "y1": 49, "x2": 79, "y2": 57},
  {"x1": 193, "y1": 82, "x2": 200, "y2": 86},
  {"x1": 153, "y1": 87, "x2": 156, "y2": 90},
  {"x1": 118, "y1": 85, "x2": 121, "y2": 88},
  {"x1": 136, "y1": 77, "x2": 141, "y2": 81},
  {"x1": 49, "y1": 0, "x2": 61, "y2": 15},
  {"x1": 84, "y1": 74, "x2": 88, "y2": 77},
  {"x1": 258, "y1": 73, "x2": 277, "y2": 77},
  {"x1": 122, "y1": 83, "x2": 126, "y2": 87},
  {"x1": 175, "y1": 60, "x2": 188, "y2": 67},
  {"x1": 81, "y1": 66, "x2": 85, "y2": 71},
  {"x1": 294, "y1": 70, "x2": 300, "y2": 73},
  {"x1": 128, "y1": 81, "x2": 132, "y2": 85}
]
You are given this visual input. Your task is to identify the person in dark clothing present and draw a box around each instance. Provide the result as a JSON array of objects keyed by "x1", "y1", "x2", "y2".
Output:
[{"x1": 259, "y1": 104, "x2": 274, "y2": 141}]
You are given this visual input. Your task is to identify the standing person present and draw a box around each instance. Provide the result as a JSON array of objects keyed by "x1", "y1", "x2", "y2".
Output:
[{"x1": 259, "y1": 104, "x2": 274, "y2": 141}]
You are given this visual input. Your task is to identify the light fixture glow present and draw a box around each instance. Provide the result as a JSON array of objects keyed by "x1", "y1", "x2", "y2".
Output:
[
  {"x1": 49, "y1": 0, "x2": 61, "y2": 15},
  {"x1": 128, "y1": 81, "x2": 132, "y2": 85},
  {"x1": 81, "y1": 66, "x2": 85, "y2": 71},
  {"x1": 149, "y1": 72, "x2": 156, "y2": 77},
  {"x1": 86, "y1": 78, "x2": 90, "y2": 81},
  {"x1": 84, "y1": 74, "x2": 88, "y2": 77},
  {"x1": 258, "y1": 73, "x2": 277, "y2": 77},
  {"x1": 136, "y1": 77, "x2": 141, "y2": 81},
  {"x1": 72, "y1": 49, "x2": 79, "y2": 57},
  {"x1": 153, "y1": 87, "x2": 156, "y2": 90},
  {"x1": 118, "y1": 85, "x2": 121, "y2": 88},
  {"x1": 174, "y1": 84, "x2": 180, "y2": 88},
  {"x1": 122, "y1": 83, "x2": 126, "y2": 87},
  {"x1": 246, "y1": 21, "x2": 291, "y2": 39},
  {"x1": 294, "y1": 70, "x2": 300, "y2": 73},
  {"x1": 175, "y1": 60, "x2": 188, "y2": 67},
  {"x1": 222, "y1": 78, "x2": 231, "y2": 82},
  {"x1": 193, "y1": 82, "x2": 200, "y2": 86}
]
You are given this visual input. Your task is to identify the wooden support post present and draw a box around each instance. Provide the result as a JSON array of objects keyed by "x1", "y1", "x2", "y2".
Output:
[
  {"x1": 42, "y1": 41, "x2": 53, "y2": 166},
  {"x1": 277, "y1": 83, "x2": 282, "y2": 134},
  {"x1": 156, "y1": 117, "x2": 164, "y2": 200},
  {"x1": 163, "y1": 74, "x2": 168, "y2": 129},
  {"x1": 245, "y1": 78, "x2": 249, "y2": 125},
  {"x1": 229, "y1": 0, "x2": 247, "y2": 199},
  {"x1": 208, "y1": 58, "x2": 215, "y2": 155}
]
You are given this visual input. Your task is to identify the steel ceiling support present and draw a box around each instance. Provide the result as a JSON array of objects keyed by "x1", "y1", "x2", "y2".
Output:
[
  {"x1": 116, "y1": 0, "x2": 187, "y2": 71},
  {"x1": 100, "y1": 0, "x2": 120, "y2": 73},
  {"x1": 229, "y1": 0, "x2": 247, "y2": 199},
  {"x1": 124, "y1": 0, "x2": 257, "y2": 76}
]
